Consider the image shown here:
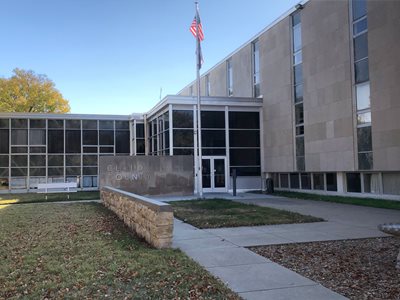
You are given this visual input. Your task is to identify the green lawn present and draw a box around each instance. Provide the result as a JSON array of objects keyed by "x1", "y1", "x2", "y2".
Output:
[
  {"x1": 272, "y1": 191, "x2": 400, "y2": 210},
  {"x1": 170, "y1": 199, "x2": 323, "y2": 229},
  {"x1": 0, "y1": 191, "x2": 100, "y2": 205},
  {"x1": 0, "y1": 203, "x2": 239, "y2": 299}
]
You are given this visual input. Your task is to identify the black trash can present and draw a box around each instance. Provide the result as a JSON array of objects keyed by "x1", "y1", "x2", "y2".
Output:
[{"x1": 265, "y1": 178, "x2": 274, "y2": 194}]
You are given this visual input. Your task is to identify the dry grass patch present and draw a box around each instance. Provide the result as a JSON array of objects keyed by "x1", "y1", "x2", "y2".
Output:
[
  {"x1": 170, "y1": 199, "x2": 323, "y2": 228},
  {"x1": 0, "y1": 203, "x2": 239, "y2": 299},
  {"x1": 0, "y1": 191, "x2": 99, "y2": 205}
]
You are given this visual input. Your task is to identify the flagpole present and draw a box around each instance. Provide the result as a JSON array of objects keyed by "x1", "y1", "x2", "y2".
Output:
[{"x1": 195, "y1": 1, "x2": 203, "y2": 198}]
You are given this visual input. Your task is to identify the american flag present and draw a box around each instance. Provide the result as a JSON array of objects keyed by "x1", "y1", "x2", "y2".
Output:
[
  {"x1": 190, "y1": 10, "x2": 204, "y2": 41},
  {"x1": 190, "y1": 5, "x2": 204, "y2": 69}
]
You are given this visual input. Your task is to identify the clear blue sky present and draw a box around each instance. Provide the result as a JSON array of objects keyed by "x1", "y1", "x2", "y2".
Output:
[{"x1": 0, "y1": 0, "x2": 299, "y2": 115}]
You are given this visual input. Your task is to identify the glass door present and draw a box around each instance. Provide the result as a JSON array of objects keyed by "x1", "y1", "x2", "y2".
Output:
[{"x1": 202, "y1": 156, "x2": 227, "y2": 193}]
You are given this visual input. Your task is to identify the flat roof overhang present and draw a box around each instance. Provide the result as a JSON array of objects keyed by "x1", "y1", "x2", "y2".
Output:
[
  {"x1": 145, "y1": 95, "x2": 263, "y2": 119},
  {"x1": 0, "y1": 112, "x2": 131, "y2": 121}
]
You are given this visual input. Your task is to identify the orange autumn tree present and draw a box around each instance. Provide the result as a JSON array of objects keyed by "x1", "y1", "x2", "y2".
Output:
[{"x1": 0, "y1": 68, "x2": 70, "y2": 113}]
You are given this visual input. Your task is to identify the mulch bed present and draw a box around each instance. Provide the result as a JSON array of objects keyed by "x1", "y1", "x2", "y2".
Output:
[{"x1": 249, "y1": 237, "x2": 400, "y2": 299}]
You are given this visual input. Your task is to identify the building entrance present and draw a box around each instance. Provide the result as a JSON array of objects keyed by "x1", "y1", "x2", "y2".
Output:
[{"x1": 202, "y1": 156, "x2": 227, "y2": 192}]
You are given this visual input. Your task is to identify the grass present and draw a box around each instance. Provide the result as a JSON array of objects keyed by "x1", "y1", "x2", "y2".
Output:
[
  {"x1": 0, "y1": 203, "x2": 239, "y2": 299},
  {"x1": 271, "y1": 191, "x2": 400, "y2": 210},
  {"x1": 0, "y1": 191, "x2": 100, "y2": 205},
  {"x1": 170, "y1": 198, "x2": 323, "y2": 229}
]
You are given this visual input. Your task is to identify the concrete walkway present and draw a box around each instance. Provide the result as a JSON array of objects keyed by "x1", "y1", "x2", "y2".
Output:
[{"x1": 170, "y1": 193, "x2": 400, "y2": 299}]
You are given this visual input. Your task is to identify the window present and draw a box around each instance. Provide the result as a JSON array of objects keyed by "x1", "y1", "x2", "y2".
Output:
[
  {"x1": 48, "y1": 130, "x2": 64, "y2": 153},
  {"x1": 326, "y1": 173, "x2": 337, "y2": 191},
  {"x1": 11, "y1": 130, "x2": 28, "y2": 145},
  {"x1": 357, "y1": 111, "x2": 371, "y2": 125},
  {"x1": 82, "y1": 120, "x2": 97, "y2": 129},
  {"x1": 280, "y1": 174, "x2": 289, "y2": 188},
  {"x1": 353, "y1": 18, "x2": 367, "y2": 36},
  {"x1": 66, "y1": 155, "x2": 81, "y2": 166},
  {"x1": 173, "y1": 130, "x2": 194, "y2": 147},
  {"x1": 252, "y1": 40, "x2": 260, "y2": 97},
  {"x1": 136, "y1": 123, "x2": 145, "y2": 138},
  {"x1": 229, "y1": 112, "x2": 259, "y2": 129},
  {"x1": 352, "y1": 0, "x2": 367, "y2": 21},
  {"x1": 12, "y1": 119, "x2": 28, "y2": 128},
  {"x1": 115, "y1": 131, "x2": 130, "y2": 154},
  {"x1": 29, "y1": 129, "x2": 46, "y2": 145},
  {"x1": 83, "y1": 155, "x2": 97, "y2": 166},
  {"x1": 356, "y1": 82, "x2": 370, "y2": 111},
  {"x1": 290, "y1": 173, "x2": 300, "y2": 189},
  {"x1": 227, "y1": 59, "x2": 233, "y2": 96},
  {"x1": 48, "y1": 155, "x2": 64, "y2": 166},
  {"x1": 202, "y1": 130, "x2": 225, "y2": 148},
  {"x1": 173, "y1": 110, "x2": 193, "y2": 128},
  {"x1": 66, "y1": 120, "x2": 81, "y2": 129},
  {"x1": 11, "y1": 155, "x2": 27, "y2": 167},
  {"x1": 292, "y1": 11, "x2": 305, "y2": 171},
  {"x1": 363, "y1": 173, "x2": 380, "y2": 194},
  {"x1": 0, "y1": 130, "x2": 9, "y2": 153},
  {"x1": 48, "y1": 119, "x2": 64, "y2": 129},
  {"x1": 355, "y1": 58, "x2": 369, "y2": 84},
  {"x1": 99, "y1": 120, "x2": 114, "y2": 130},
  {"x1": 115, "y1": 121, "x2": 129, "y2": 130},
  {"x1": 0, "y1": 119, "x2": 9, "y2": 128},
  {"x1": 205, "y1": 74, "x2": 210, "y2": 96},
  {"x1": 99, "y1": 131, "x2": 114, "y2": 145},
  {"x1": 313, "y1": 174, "x2": 324, "y2": 190},
  {"x1": 229, "y1": 111, "x2": 260, "y2": 176},
  {"x1": 301, "y1": 173, "x2": 311, "y2": 190},
  {"x1": 229, "y1": 130, "x2": 259, "y2": 147},
  {"x1": 83, "y1": 130, "x2": 98, "y2": 145},
  {"x1": 201, "y1": 111, "x2": 225, "y2": 128},
  {"x1": 347, "y1": 173, "x2": 361, "y2": 193},
  {"x1": 30, "y1": 155, "x2": 46, "y2": 167},
  {"x1": 0, "y1": 156, "x2": 8, "y2": 167},
  {"x1": 293, "y1": 25, "x2": 302, "y2": 53},
  {"x1": 358, "y1": 152, "x2": 373, "y2": 170},
  {"x1": 382, "y1": 173, "x2": 400, "y2": 196},
  {"x1": 66, "y1": 130, "x2": 81, "y2": 153},
  {"x1": 30, "y1": 119, "x2": 45, "y2": 128}
]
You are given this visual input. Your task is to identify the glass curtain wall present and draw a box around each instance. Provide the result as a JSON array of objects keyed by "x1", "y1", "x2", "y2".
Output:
[
  {"x1": 229, "y1": 111, "x2": 260, "y2": 176},
  {"x1": 148, "y1": 111, "x2": 170, "y2": 155},
  {"x1": 0, "y1": 117, "x2": 130, "y2": 191}
]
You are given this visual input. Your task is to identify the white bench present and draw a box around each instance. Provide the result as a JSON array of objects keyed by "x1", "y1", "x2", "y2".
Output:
[{"x1": 37, "y1": 182, "x2": 78, "y2": 199}]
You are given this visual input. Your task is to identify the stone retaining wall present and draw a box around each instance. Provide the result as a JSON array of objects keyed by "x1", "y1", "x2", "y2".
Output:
[{"x1": 101, "y1": 186, "x2": 173, "y2": 249}]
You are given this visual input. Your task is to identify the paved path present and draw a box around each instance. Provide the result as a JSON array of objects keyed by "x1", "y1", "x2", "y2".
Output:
[{"x1": 170, "y1": 193, "x2": 400, "y2": 299}]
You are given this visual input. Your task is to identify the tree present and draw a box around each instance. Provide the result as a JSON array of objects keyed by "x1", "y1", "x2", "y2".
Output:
[{"x1": 0, "y1": 68, "x2": 70, "y2": 113}]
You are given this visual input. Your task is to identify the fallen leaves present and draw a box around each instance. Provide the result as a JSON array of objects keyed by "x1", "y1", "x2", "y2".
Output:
[{"x1": 250, "y1": 237, "x2": 400, "y2": 300}]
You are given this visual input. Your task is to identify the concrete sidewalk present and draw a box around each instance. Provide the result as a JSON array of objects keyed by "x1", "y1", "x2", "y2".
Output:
[
  {"x1": 173, "y1": 219, "x2": 346, "y2": 300},
  {"x1": 170, "y1": 193, "x2": 400, "y2": 299}
]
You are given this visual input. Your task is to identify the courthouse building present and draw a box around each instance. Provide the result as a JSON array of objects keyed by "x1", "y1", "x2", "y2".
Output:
[{"x1": 0, "y1": 0, "x2": 399, "y2": 198}]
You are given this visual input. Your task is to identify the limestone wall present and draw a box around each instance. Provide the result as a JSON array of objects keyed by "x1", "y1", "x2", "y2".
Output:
[
  {"x1": 99, "y1": 156, "x2": 194, "y2": 196},
  {"x1": 101, "y1": 186, "x2": 173, "y2": 249}
]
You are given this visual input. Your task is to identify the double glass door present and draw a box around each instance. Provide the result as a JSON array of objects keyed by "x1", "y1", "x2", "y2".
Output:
[{"x1": 202, "y1": 156, "x2": 227, "y2": 192}]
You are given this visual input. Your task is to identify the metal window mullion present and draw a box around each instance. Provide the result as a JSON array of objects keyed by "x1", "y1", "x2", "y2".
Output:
[
  {"x1": 62, "y1": 119, "x2": 66, "y2": 183},
  {"x1": 27, "y1": 118, "x2": 30, "y2": 191},
  {"x1": 8, "y1": 119, "x2": 11, "y2": 191}
]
